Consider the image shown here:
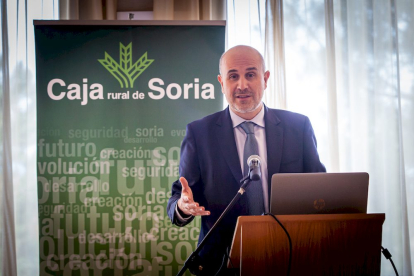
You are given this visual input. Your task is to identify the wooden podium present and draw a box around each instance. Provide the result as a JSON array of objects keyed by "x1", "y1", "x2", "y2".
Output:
[{"x1": 228, "y1": 214, "x2": 385, "y2": 275}]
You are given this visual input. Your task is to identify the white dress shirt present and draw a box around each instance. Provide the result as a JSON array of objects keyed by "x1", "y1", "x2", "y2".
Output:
[{"x1": 229, "y1": 105, "x2": 269, "y2": 213}]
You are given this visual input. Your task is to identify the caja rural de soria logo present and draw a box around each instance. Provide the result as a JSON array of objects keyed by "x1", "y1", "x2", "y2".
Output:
[
  {"x1": 98, "y1": 42, "x2": 154, "y2": 88},
  {"x1": 46, "y1": 42, "x2": 215, "y2": 105}
]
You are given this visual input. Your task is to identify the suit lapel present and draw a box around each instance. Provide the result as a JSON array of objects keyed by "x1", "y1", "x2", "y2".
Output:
[
  {"x1": 215, "y1": 108, "x2": 243, "y2": 184},
  {"x1": 264, "y1": 106, "x2": 283, "y2": 195}
]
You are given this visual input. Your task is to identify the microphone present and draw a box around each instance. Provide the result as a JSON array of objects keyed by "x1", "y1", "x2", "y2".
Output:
[
  {"x1": 178, "y1": 156, "x2": 262, "y2": 276},
  {"x1": 247, "y1": 155, "x2": 261, "y2": 181}
]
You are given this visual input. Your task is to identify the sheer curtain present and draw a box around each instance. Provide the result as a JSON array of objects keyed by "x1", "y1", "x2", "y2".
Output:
[
  {"x1": 333, "y1": 1, "x2": 413, "y2": 274},
  {"x1": 0, "y1": 1, "x2": 59, "y2": 276},
  {"x1": 227, "y1": 0, "x2": 413, "y2": 275}
]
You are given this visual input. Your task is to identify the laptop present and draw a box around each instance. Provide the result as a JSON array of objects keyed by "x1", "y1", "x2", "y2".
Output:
[{"x1": 270, "y1": 172, "x2": 369, "y2": 215}]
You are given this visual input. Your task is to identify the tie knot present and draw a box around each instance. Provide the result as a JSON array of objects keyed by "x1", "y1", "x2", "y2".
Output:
[{"x1": 240, "y1": 121, "x2": 255, "y2": 134}]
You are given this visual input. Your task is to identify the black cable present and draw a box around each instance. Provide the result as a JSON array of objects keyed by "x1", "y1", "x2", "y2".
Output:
[
  {"x1": 214, "y1": 256, "x2": 226, "y2": 276},
  {"x1": 381, "y1": 246, "x2": 399, "y2": 276},
  {"x1": 214, "y1": 246, "x2": 238, "y2": 276},
  {"x1": 214, "y1": 248, "x2": 228, "y2": 276},
  {"x1": 225, "y1": 246, "x2": 238, "y2": 276},
  {"x1": 264, "y1": 213, "x2": 292, "y2": 276}
]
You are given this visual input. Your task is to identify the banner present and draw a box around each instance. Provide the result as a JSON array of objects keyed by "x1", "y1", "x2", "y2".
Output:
[{"x1": 35, "y1": 21, "x2": 225, "y2": 275}]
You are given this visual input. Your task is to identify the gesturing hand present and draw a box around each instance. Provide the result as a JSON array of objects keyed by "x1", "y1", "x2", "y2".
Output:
[{"x1": 177, "y1": 177, "x2": 210, "y2": 216}]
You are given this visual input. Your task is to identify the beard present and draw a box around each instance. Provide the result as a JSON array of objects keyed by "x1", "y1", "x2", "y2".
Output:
[{"x1": 231, "y1": 90, "x2": 262, "y2": 114}]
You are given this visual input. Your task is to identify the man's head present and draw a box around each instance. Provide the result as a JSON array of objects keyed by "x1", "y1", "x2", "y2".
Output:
[{"x1": 218, "y1": 45, "x2": 270, "y2": 120}]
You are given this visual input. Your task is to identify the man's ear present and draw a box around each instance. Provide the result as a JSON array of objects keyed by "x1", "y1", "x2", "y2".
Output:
[
  {"x1": 264, "y1": 70, "x2": 270, "y2": 89},
  {"x1": 217, "y1": 74, "x2": 224, "y2": 92}
]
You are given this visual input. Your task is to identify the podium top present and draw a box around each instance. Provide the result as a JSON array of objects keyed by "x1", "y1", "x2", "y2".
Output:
[{"x1": 235, "y1": 213, "x2": 384, "y2": 224}]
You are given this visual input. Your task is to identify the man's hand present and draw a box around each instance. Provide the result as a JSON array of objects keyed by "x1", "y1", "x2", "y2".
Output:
[{"x1": 177, "y1": 177, "x2": 210, "y2": 216}]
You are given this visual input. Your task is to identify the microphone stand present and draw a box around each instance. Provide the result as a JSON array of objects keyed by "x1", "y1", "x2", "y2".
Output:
[{"x1": 176, "y1": 174, "x2": 253, "y2": 276}]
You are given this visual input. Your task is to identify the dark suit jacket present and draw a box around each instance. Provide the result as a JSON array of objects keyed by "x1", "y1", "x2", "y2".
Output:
[{"x1": 167, "y1": 105, "x2": 326, "y2": 274}]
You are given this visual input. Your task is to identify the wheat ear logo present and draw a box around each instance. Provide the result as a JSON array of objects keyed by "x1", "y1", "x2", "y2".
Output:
[{"x1": 98, "y1": 42, "x2": 154, "y2": 88}]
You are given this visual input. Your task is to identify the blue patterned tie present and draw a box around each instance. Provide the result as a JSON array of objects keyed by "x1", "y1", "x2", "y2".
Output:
[{"x1": 240, "y1": 121, "x2": 264, "y2": 215}]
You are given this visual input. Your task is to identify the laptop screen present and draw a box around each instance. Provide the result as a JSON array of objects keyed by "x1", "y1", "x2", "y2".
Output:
[{"x1": 270, "y1": 172, "x2": 369, "y2": 215}]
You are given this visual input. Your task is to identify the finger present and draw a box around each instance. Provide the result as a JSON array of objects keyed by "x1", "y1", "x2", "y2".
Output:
[
  {"x1": 185, "y1": 202, "x2": 199, "y2": 209},
  {"x1": 186, "y1": 205, "x2": 210, "y2": 216},
  {"x1": 190, "y1": 207, "x2": 211, "y2": 216},
  {"x1": 180, "y1": 201, "x2": 197, "y2": 212},
  {"x1": 180, "y1": 177, "x2": 191, "y2": 193}
]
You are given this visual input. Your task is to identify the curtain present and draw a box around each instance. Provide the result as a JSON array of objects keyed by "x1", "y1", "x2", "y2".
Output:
[
  {"x1": 59, "y1": 0, "x2": 117, "y2": 20},
  {"x1": 153, "y1": 0, "x2": 226, "y2": 20},
  {"x1": 227, "y1": 0, "x2": 413, "y2": 275},
  {"x1": 59, "y1": 0, "x2": 226, "y2": 21},
  {"x1": 0, "y1": 1, "x2": 59, "y2": 276},
  {"x1": 333, "y1": 1, "x2": 413, "y2": 274}
]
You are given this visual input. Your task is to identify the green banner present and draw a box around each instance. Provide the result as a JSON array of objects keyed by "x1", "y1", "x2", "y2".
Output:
[{"x1": 35, "y1": 22, "x2": 225, "y2": 276}]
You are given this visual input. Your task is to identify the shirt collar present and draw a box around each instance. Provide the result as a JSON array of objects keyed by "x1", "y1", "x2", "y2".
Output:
[{"x1": 229, "y1": 103, "x2": 265, "y2": 128}]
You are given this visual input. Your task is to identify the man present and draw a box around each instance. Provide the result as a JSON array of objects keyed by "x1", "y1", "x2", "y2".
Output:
[{"x1": 167, "y1": 45, "x2": 326, "y2": 275}]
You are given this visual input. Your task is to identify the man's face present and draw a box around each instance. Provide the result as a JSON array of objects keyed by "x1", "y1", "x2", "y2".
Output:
[{"x1": 218, "y1": 46, "x2": 270, "y2": 120}]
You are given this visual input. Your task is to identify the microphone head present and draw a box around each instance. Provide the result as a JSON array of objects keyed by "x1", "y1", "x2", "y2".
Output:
[
  {"x1": 247, "y1": 155, "x2": 261, "y2": 181},
  {"x1": 247, "y1": 155, "x2": 261, "y2": 166}
]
